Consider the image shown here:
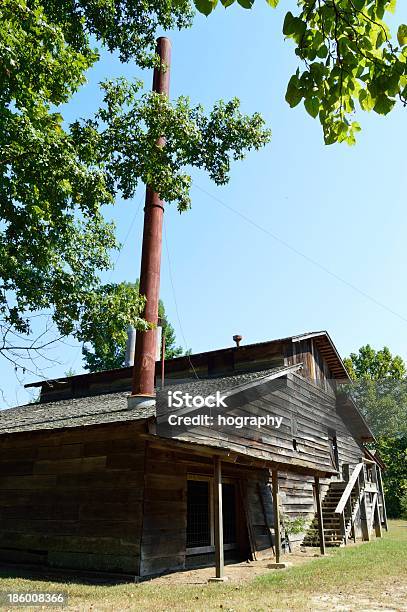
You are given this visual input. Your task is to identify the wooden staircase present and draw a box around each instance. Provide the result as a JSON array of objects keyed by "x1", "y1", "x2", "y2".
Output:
[
  {"x1": 302, "y1": 481, "x2": 348, "y2": 547},
  {"x1": 303, "y1": 459, "x2": 387, "y2": 549}
]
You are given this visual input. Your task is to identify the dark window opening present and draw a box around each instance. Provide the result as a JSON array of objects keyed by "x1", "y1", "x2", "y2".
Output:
[
  {"x1": 292, "y1": 439, "x2": 298, "y2": 451},
  {"x1": 328, "y1": 429, "x2": 340, "y2": 471},
  {"x1": 222, "y1": 483, "x2": 236, "y2": 545},
  {"x1": 187, "y1": 480, "x2": 210, "y2": 548}
]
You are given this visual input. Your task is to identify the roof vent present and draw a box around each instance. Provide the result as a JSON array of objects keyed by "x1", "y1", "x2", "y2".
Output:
[{"x1": 233, "y1": 334, "x2": 243, "y2": 348}]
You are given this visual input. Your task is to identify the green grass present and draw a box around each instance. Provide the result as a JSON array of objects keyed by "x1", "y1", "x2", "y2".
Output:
[{"x1": 0, "y1": 521, "x2": 406, "y2": 611}]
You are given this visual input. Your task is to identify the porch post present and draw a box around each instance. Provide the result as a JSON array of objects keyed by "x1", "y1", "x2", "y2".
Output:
[
  {"x1": 374, "y1": 496, "x2": 382, "y2": 538},
  {"x1": 210, "y1": 455, "x2": 227, "y2": 581},
  {"x1": 314, "y1": 475, "x2": 326, "y2": 555},
  {"x1": 272, "y1": 469, "x2": 281, "y2": 564},
  {"x1": 376, "y1": 464, "x2": 388, "y2": 531},
  {"x1": 360, "y1": 463, "x2": 370, "y2": 541}
]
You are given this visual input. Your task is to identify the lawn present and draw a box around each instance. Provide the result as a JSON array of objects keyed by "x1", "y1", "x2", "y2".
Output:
[{"x1": 0, "y1": 521, "x2": 406, "y2": 611}]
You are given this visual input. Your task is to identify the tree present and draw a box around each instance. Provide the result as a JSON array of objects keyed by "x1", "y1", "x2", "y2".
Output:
[
  {"x1": 194, "y1": 0, "x2": 407, "y2": 145},
  {"x1": 343, "y1": 345, "x2": 407, "y2": 437},
  {"x1": 1, "y1": 0, "x2": 405, "y2": 390},
  {"x1": 0, "y1": 0, "x2": 270, "y2": 384},
  {"x1": 344, "y1": 344, "x2": 407, "y2": 517},
  {"x1": 344, "y1": 344, "x2": 406, "y2": 381},
  {"x1": 79, "y1": 282, "x2": 184, "y2": 372}
]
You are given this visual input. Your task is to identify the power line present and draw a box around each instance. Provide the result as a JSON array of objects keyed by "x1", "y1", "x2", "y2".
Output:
[
  {"x1": 193, "y1": 182, "x2": 407, "y2": 326},
  {"x1": 163, "y1": 217, "x2": 199, "y2": 380}
]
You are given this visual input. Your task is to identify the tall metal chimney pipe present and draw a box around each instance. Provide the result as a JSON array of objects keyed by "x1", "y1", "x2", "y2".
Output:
[{"x1": 131, "y1": 37, "x2": 171, "y2": 398}]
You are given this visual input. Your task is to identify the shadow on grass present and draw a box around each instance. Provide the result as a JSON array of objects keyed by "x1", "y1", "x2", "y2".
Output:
[{"x1": 0, "y1": 563, "x2": 133, "y2": 587}]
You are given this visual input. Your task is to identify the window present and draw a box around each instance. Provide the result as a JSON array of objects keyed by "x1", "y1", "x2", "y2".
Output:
[
  {"x1": 186, "y1": 476, "x2": 237, "y2": 554},
  {"x1": 187, "y1": 480, "x2": 211, "y2": 548},
  {"x1": 328, "y1": 429, "x2": 340, "y2": 471}
]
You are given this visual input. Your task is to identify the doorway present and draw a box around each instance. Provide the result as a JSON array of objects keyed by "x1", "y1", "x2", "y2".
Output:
[{"x1": 186, "y1": 476, "x2": 242, "y2": 565}]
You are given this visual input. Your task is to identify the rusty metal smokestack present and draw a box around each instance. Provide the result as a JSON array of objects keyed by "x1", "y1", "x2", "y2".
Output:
[{"x1": 131, "y1": 37, "x2": 171, "y2": 398}]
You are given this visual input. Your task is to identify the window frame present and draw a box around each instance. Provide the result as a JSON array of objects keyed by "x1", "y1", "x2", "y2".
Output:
[{"x1": 186, "y1": 474, "x2": 237, "y2": 555}]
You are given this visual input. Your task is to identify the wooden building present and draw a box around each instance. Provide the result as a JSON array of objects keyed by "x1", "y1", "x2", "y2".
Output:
[{"x1": 0, "y1": 331, "x2": 387, "y2": 579}]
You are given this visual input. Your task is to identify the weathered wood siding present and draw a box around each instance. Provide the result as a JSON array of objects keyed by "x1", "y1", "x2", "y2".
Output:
[
  {"x1": 285, "y1": 339, "x2": 336, "y2": 395},
  {"x1": 139, "y1": 445, "x2": 274, "y2": 575},
  {"x1": 140, "y1": 445, "x2": 187, "y2": 577},
  {"x1": 36, "y1": 342, "x2": 287, "y2": 402},
  {"x1": 276, "y1": 374, "x2": 364, "y2": 542},
  {"x1": 0, "y1": 422, "x2": 146, "y2": 574},
  {"x1": 169, "y1": 372, "x2": 360, "y2": 477}
]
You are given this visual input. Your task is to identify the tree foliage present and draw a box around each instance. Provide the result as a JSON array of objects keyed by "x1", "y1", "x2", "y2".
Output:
[
  {"x1": 375, "y1": 435, "x2": 407, "y2": 518},
  {"x1": 74, "y1": 81, "x2": 270, "y2": 212},
  {"x1": 194, "y1": 0, "x2": 407, "y2": 144},
  {"x1": 40, "y1": 0, "x2": 194, "y2": 67},
  {"x1": 344, "y1": 344, "x2": 407, "y2": 517},
  {"x1": 79, "y1": 282, "x2": 183, "y2": 372},
  {"x1": 0, "y1": 0, "x2": 270, "y2": 381},
  {"x1": 344, "y1": 344, "x2": 406, "y2": 381},
  {"x1": 343, "y1": 344, "x2": 407, "y2": 437}
]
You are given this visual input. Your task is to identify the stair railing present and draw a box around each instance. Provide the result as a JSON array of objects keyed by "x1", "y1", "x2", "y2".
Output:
[
  {"x1": 335, "y1": 462, "x2": 365, "y2": 545},
  {"x1": 335, "y1": 459, "x2": 380, "y2": 545}
]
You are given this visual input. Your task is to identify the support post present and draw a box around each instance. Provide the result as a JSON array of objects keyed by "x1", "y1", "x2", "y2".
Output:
[
  {"x1": 131, "y1": 37, "x2": 171, "y2": 398},
  {"x1": 374, "y1": 496, "x2": 382, "y2": 538},
  {"x1": 210, "y1": 456, "x2": 227, "y2": 581},
  {"x1": 272, "y1": 470, "x2": 281, "y2": 564},
  {"x1": 360, "y1": 465, "x2": 370, "y2": 541},
  {"x1": 314, "y1": 475, "x2": 326, "y2": 555},
  {"x1": 376, "y1": 464, "x2": 388, "y2": 531}
]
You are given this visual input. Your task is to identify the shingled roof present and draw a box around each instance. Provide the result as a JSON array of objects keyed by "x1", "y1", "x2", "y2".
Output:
[
  {"x1": 0, "y1": 365, "x2": 297, "y2": 436},
  {"x1": 0, "y1": 392, "x2": 154, "y2": 435}
]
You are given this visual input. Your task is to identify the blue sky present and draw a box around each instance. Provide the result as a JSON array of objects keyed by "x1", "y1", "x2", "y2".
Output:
[{"x1": 1, "y1": 1, "x2": 407, "y2": 407}]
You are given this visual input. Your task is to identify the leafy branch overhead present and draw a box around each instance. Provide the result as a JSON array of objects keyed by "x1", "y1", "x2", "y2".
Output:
[
  {"x1": 0, "y1": 0, "x2": 270, "y2": 374},
  {"x1": 79, "y1": 282, "x2": 185, "y2": 373},
  {"x1": 195, "y1": 0, "x2": 407, "y2": 144},
  {"x1": 73, "y1": 80, "x2": 271, "y2": 212}
]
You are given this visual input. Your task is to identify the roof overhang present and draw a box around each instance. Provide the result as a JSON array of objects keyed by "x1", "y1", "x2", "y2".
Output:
[
  {"x1": 292, "y1": 331, "x2": 351, "y2": 380},
  {"x1": 142, "y1": 430, "x2": 338, "y2": 478}
]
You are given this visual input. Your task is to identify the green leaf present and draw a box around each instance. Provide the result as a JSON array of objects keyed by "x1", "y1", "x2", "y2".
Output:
[
  {"x1": 195, "y1": 0, "x2": 217, "y2": 15},
  {"x1": 221, "y1": 0, "x2": 235, "y2": 5},
  {"x1": 373, "y1": 93, "x2": 396, "y2": 115},
  {"x1": 359, "y1": 89, "x2": 375, "y2": 111},
  {"x1": 352, "y1": 0, "x2": 365, "y2": 9},
  {"x1": 283, "y1": 12, "x2": 295, "y2": 36},
  {"x1": 285, "y1": 76, "x2": 302, "y2": 107},
  {"x1": 237, "y1": 0, "x2": 254, "y2": 8},
  {"x1": 376, "y1": 29, "x2": 385, "y2": 49},
  {"x1": 397, "y1": 24, "x2": 407, "y2": 47},
  {"x1": 316, "y1": 44, "x2": 328, "y2": 58},
  {"x1": 304, "y1": 96, "x2": 319, "y2": 118},
  {"x1": 265, "y1": 0, "x2": 279, "y2": 7}
]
